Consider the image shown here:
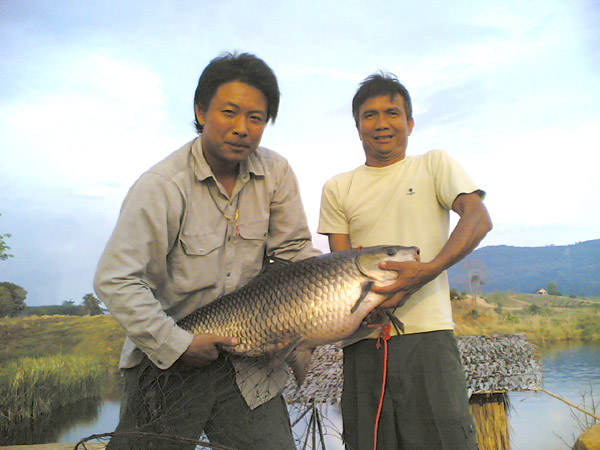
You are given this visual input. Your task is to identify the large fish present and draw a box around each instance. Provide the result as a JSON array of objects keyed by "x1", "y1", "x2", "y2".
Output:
[{"x1": 178, "y1": 245, "x2": 419, "y2": 384}]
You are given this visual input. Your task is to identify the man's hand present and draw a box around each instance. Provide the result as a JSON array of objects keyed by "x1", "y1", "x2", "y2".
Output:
[
  {"x1": 179, "y1": 333, "x2": 238, "y2": 367},
  {"x1": 372, "y1": 260, "x2": 440, "y2": 309}
]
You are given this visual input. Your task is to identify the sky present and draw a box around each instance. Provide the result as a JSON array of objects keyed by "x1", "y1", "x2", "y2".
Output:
[{"x1": 1, "y1": 0, "x2": 599, "y2": 306}]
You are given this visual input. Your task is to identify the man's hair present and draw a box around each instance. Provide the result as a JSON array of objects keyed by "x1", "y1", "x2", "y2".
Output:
[
  {"x1": 194, "y1": 52, "x2": 280, "y2": 133},
  {"x1": 351, "y1": 72, "x2": 412, "y2": 126}
]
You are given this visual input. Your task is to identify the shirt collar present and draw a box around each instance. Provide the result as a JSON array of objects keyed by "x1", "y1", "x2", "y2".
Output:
[{"x1": 191, "y1": 137, "x2": 265, "y2": 182}]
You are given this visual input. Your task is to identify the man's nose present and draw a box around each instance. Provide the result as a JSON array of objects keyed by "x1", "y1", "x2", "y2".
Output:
[
  {"x1": 232, "y1": 116, "x2": 249, "y2": 137},
  {"x1": 374, "y1": 114, "x2": 389, "y2": 130}
]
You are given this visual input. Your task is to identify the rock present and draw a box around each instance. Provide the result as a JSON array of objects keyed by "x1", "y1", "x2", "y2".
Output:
[{"x1": 573, "y1": 423, "x2": 600, "y2": 450}]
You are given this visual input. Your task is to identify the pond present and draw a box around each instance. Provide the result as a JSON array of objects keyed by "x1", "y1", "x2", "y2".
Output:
[
  {"x1": 509, "y1": 342, "x2": 600, "y2": 450},
  {"x1": 3, "y1": 342, "x2": 599, "y2": 449}
]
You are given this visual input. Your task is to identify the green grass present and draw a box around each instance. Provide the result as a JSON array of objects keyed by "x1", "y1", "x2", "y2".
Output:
[
  {"x1": 0, "y1": 354, "x2": 104, "y2": 432},
  {"x1": 0, "y1": 314, "x2": 126, "y2": 428}
]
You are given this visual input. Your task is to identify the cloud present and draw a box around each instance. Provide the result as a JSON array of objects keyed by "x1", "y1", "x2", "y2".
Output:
[
  {"x1": 1, "y1": 0, "x2": 599, "y2": 307},
  {"x1": 0, "y1": 51, "x2": 188, "y2": 189}
]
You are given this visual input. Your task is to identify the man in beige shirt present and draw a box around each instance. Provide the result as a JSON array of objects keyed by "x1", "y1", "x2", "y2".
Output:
[
  {"x1": 94, "y1": 52, "x2": 319, "y2": 450},
  {"x1": 319, "y1": 73, "x2": 492, "y2": 449}
]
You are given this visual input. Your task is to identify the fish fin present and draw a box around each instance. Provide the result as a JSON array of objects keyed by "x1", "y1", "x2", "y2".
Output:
[
  {"x1": 264, "y1": 338, "x2": 302, "y2": 370},
  {"x1": 351, "y1": 280, "x2": 374, "y2": 313},
  {"x1": 385, "y1": 309, "x2": 405, "y2": 334},
  {"x1": 285, "y1": 347, "x2": 314, "y2": 386}
]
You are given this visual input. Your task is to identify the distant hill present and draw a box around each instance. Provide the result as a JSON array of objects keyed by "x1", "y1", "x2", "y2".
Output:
[{"x1": 448, "y1": 238, "x2": 600, "y2": 297}]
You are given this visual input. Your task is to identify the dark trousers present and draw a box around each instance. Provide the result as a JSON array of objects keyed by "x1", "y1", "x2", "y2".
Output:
[
  {"x1": 107, "y1": 354, "x2": 295, "y2": 450},
  {"x1": 342, "y1": 330, "x2": 479, "y2": 450}
]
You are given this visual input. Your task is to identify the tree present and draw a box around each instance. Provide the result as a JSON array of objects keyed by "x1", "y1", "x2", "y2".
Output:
[
  {"x1": 81, "y1": 293, "x2": 103, "y2": 316},
  {"x1": 526, "y1": 304, "x2": 542, "y2": 315},
  {"x1": 469, "y1": 274, "x2": 484, "y2": 299},
  {"x1": 460, "y1": 258, "x2": 488, "y2": 296},
  {"x1": 0, "y1": 214, "x2": 13, "y2": 261},
  {"x1": 61, "y1": 299, "x2": 81, "y2": 316},
  {"x1": 0, "y1": 282, "x2": 27, "y2": 317},
  {"x1": 546, "y1": 282, "x2": 561, "y2": 296}
]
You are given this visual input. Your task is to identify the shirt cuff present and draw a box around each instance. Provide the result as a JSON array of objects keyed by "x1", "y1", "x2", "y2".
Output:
[{"x1": 149, "y1": 325, "x2": 194, "y2": 369}]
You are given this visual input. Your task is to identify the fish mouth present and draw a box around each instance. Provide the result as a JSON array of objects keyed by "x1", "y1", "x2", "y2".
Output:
[{"x1": 355, "y1": 245, "x2": 421, "y2": 282}]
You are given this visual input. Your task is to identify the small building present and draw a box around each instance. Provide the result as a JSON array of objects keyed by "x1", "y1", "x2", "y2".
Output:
[{"x1": 536, "y1": 288, "x2": 548, "y2": 295}]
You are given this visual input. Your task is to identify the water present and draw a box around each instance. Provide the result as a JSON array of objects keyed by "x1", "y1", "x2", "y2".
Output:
[
  {"x1": 509, "y1": 342, "x2": 600, "y2": 450},
  {"x1": 5, "y1": 343, "x2": 600, "y2": 449}
]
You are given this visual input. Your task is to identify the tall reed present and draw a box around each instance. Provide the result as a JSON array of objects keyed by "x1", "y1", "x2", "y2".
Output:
[{"x1": 0, "y1": 354, "x2": 103, "y2": 431}]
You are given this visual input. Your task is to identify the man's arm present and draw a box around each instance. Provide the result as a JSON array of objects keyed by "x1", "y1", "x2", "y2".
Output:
[
  {"x1": 328, "y1": 233, "x2": 352, "y2": 252},
  {"x1": 372, "y1": 192, "x2": 492, "y2": 308},
  {"x1": 94, "y1": 173, "x2": 237, "y2": 369}
]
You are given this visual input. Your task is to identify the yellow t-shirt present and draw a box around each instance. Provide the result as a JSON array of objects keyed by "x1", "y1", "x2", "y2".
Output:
[{"x1": 318, "y1": 149, "x2": 483, "y2": 336}]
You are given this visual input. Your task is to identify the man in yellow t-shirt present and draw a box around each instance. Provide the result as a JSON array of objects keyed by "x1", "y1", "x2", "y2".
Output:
[{"x1": 318, "y1": 73, "x2": 492, "y2": 449}]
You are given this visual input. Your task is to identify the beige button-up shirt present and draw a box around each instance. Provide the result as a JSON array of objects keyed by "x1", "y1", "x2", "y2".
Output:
[{"x1": 94, "y1": 137, "x2": 319, "y2": 408}]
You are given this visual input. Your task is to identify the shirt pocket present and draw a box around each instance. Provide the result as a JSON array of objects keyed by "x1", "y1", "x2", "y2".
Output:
[
  {"x1": 173, "y1": 229, "x2": 225, "y2": 294},
  {"x1": 237, "y1": 219, "x2": 269, "y2": 278}
]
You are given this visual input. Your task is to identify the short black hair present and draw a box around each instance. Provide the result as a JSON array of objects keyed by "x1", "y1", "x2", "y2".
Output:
[
  {"x1": 352, "y1": 72, "x2": 412, "y2": 126},
  {"x1": 193, "y1": 52, "x2": 280, "y2": 133}
]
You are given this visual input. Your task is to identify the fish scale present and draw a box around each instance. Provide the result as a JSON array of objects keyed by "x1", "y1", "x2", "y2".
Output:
[{"x1": 177, "y1": 245, "x2": 419, "y2": 384}]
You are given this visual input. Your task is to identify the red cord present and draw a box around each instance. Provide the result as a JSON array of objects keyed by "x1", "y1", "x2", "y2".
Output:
[{"x1": 373, "y1": 323, "x2": 391, "y2": 450}]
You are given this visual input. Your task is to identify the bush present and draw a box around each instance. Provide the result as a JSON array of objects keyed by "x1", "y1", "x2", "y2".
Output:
[
  {"x1": 467, "y1": 309, "x2": 480, "y2": 319},
  {"x1": 575, "y1": 316, "x2": 600, "y2": 341}
]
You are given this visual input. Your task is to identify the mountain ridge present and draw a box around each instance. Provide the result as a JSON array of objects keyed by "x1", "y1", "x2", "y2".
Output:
[{"x1": 448, "y1": 238, "x2": 600, "y2": 297}]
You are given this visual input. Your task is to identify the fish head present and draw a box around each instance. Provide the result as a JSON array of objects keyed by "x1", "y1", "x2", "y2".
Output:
[{"x1": 355, "y1": 245, "x2": 420, "y2": 283}]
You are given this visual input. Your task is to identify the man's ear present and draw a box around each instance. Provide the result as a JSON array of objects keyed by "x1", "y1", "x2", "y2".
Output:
[
  {"x1": 194, "y1": 104, "x2": 206, "y2": 128},
  {"x1": 407, "y1": 118, "x2": 415, "y2": 136}
]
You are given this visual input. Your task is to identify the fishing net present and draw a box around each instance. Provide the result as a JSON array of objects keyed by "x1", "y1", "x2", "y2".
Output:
[{"x1": 95, "y1": 350, "x2": 342, "y2": 450}]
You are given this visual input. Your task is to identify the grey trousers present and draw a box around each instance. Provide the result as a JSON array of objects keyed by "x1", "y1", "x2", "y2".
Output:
[
  {"x1": 341, "y1": 330, "x2": 479, "y2": 450},
  {"x1": 106, "y1": 354, "x2": 295, "y2": 450}
]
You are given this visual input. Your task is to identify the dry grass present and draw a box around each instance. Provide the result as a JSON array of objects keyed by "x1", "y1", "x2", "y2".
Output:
[
  {"x1": 470, "y1": 392, "x2": 511, "y2": 450},
  {"x1": 452, "y1": 295, "x2": 600, "y2": 346}
]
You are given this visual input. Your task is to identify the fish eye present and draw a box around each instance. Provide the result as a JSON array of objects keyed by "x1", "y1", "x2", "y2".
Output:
[{"x1": 386, "y1": 248, "x2": 396, "y2": 256}]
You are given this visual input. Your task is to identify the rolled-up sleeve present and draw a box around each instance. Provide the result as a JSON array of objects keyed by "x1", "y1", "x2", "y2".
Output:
[{"x1": 93, "y1": 173, "x2": 193, "y2": 369}]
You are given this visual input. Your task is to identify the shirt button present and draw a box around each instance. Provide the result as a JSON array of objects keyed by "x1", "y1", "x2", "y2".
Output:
[
  {"x1": 157, "y1": 359, "x2": 163, "y2": 365},
  {"x1": 226, "y1": 272, "x2": 231, "y2": 277}
]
